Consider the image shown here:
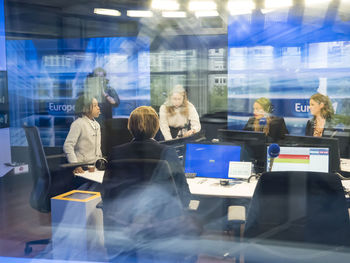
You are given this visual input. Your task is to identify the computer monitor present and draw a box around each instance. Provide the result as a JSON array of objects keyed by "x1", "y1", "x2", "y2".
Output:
[
  {"x1": 280, "y1": 135, "x2": 340, "y2": 173},
  {"x1": 267, "y1": 145, "x2": 330, "y2": 173},
  {"x1": 159, "y1": 131, "x2": 206, "y2": 157},
  {"x1": 184, "y1": 142, "x2": 242, "y2": 179},
  {"x1": 217, "y1": 129, "x2": 267, "y2": 173}
]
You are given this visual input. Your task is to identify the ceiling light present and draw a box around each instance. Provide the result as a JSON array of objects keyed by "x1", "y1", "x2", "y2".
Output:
[
  {"x1": 151, "y1": 0, "x2": 180, "y2": 11},
  {"x1": 127, "y1": 10, "x2": 153, "y2": 17},
  {"x1": 264, "y1": 0, "x2": 292, "y2": 9},
  {"x1": 94, "y1": 8, "x2": 121, "y2": 16},
  {"x1": 189, "y1": 1, "x2": 217, "y2": 11},
  {"x1": 305, "y1": 0, "x2": 331, "y2": 7},
  {"x1": 227, "y1": 0, "x2": 255, "y2": 15},
  {"x1": 194, "y1": 10, "x2": 219, "y2": 17},
  {"x1": 162, "y1": 11, "x2": 187, "y2": 18}
]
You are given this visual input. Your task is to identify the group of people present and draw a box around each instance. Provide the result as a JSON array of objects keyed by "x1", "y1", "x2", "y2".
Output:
[
  {"x1": 63, "y1": 69, "x2": 336, "y2": 172},
  {"x1": 61, "y1": 72, "x2": 337, "y2": 260},
  {"x1": 243, "y1": 93, "x2": 335, "y2": 140}
]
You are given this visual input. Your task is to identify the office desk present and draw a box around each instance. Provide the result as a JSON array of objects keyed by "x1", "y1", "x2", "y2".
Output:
[
  {"x1": 188, "y1": 177, "x2": 350, "y2": 199},
  {"x1": 187, "y1": 178, "x2": 257, "y2": 198}
]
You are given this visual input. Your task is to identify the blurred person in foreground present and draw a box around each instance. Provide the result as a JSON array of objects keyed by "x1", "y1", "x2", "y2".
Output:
[{"x1": 102, "y1": 106, "x2": 200, "y2": 263}]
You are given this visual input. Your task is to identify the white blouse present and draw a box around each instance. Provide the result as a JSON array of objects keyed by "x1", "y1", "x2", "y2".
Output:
[{"x1": 159, "y1": 102, "x2": 201, "y2": 140}]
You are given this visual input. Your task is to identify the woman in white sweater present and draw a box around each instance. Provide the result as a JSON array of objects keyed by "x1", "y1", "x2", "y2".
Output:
[
  {"x1": 63, "y1": 95, "x2": 102, "y2": 173},
  {"x1": 159, "y1": 85, "x2": 201, "y2": 140}
]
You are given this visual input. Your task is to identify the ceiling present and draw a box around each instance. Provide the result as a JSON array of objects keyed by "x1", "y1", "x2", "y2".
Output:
[{"x1": 4, "y1": 0, "x2": 350, "y2": 40}]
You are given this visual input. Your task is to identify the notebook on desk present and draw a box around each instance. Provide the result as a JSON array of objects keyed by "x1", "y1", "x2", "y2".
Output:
[{"x1": 184, "y1": 142, "x2": 252, "y2": 180}]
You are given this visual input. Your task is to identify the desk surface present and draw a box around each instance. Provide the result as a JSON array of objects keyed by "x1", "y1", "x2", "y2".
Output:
[
  {"x1": 187, "y1": 178, "x2": 257, "y2": 198},
  {"x1": 188, "y1": 177, "x2": 350, "y2": 198}
]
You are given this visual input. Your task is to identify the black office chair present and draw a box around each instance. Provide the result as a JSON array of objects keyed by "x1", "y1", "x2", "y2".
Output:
[
  {"x1": 102, "y1": 158, "x2": 199, "y2": 262},
  {"x1": 244, "y1": 171, "x2": 350, "y2": 250},
  {"x1": 23, "y1": 125, "x2": 75, "y2": 254}
]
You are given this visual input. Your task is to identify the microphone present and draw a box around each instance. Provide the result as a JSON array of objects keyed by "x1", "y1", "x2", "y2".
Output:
[
  {"x1": 268, "y1": 143, "x2": 280, "y2": 172},
  {"x1": 331, "y1": 123, "x2": 345, "y2": 138},
  {"x1": 259, "y1": 117, "x2": 267, "y2": 132}
]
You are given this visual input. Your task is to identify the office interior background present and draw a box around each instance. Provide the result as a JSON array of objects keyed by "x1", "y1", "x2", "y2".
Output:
[{"x1": 1, "y1": 0, "x2": 350, "y2": 262}]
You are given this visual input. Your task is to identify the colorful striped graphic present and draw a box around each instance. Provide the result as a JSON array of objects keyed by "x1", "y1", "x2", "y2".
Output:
[{"x1": 274, "y1": 154, "x2": 310, "y2": 164}]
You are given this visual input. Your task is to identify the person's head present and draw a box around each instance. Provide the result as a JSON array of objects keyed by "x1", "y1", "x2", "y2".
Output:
[
  {"x1": 309, "y1": 93, "x2": 334, "y2": 120},
  {"x1": 93, "y1": 67, "x2": 107, "y2": 78},
  {"x1": 75, "y1": 94, "x2": 100, "y2": 119},
  {"x1": 253, "y1": 97, "x2": 272, "y2": 119},
  {"x1": 168, "y1": 85, "x2": 188, "y2": 108},
  {"x1": 128, "y1": 106, "x2": 159, "y2": 139}
]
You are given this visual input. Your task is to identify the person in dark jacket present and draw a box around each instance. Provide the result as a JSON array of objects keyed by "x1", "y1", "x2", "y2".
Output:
[
  {"x1": 102, "y1": 106, "x2": 198, "y2": 263},
  {"x1": 243, "y1": 97, "x2": 288, "y2": 141},
  {"x1": 305, "y1": 93, "x2": 334, "y2": 137}
]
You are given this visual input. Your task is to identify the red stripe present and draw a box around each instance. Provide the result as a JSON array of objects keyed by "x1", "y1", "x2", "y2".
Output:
[{"x1": 277, "y1": 154, "x2": 309, "y2": 160}]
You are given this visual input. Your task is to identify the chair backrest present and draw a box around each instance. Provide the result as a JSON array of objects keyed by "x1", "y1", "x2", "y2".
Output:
[
  {"x1": 102, "y1": 158, "x2": 184, "y2": 237},
  {"x1": 244, "y1": 171, "x2": 350, "y2": 247},
  {"x1": 23, "y1": 126, "x2": 52, "y2": 213}
]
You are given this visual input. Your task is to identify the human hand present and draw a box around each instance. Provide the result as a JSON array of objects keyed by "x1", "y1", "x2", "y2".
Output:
[
  {"x1": 184, "y1": 129, "x2": 196, "y2": 137},
  {"x1": 73, "y1": 166, "x2": 84, "y2": 174}
]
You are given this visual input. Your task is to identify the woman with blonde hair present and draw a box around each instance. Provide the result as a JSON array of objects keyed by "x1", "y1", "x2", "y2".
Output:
[
  {"x1": 159, "y1": 85, "x2": 201, "y2": 140},
  {"x1": 305, "y1": 93, "x2": 334, "y2": 137},
  {"x1": 243, "y1": 97, "x2": 288, "y2": 141}
]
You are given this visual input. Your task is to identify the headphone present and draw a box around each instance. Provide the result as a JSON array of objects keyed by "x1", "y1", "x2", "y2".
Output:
[{"x1": 95, "y1": 158, "x2": 108, "y2": 170}]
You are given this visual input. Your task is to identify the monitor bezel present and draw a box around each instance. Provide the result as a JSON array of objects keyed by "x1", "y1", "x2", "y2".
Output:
[
  {"x1": 266, "y1": 144, "x2": 331, "y2": 173},
  {"x1": 278, "y1": 135, "x2": 340, "y2": 173},
  {"x1": 183, "y1": 141, "x2": 244, "y2": 180}
]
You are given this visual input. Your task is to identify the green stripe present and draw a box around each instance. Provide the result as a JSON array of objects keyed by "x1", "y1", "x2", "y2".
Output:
[{"x1": 274, "y1": 158, "x2": 309, "y2": 164}]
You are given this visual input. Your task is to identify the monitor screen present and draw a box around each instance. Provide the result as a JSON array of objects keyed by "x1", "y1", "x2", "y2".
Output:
[
  {"x1": 217, "y1": 129, "x2": 266, "y2": 173},
  {"x1": 281, "y1": 135, "x2": 340, "y2": 172},
  {"x1": 184, "y1": 142, "x2": 241, "y2": 179},
  {"x1": 267, "y1": 146, "x2": 329, "y2": 173}
]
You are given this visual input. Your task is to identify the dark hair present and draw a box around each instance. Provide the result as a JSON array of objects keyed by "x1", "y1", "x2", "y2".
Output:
[{"x1": 75, "y1": 94, "x2": 95, "y2": 117}]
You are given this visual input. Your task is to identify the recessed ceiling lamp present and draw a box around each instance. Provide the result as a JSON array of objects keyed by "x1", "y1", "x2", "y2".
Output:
[
  {"x1": 93, "y1": 8, "x2": 121, "y2": 16},
  {"x1": 264, "y1": 0, "x2": 293, "y2": 9},
  {"x1": 189, "y1": 1, "x2": 217, "y2": 11},
  {"x1": 127, "y1": 10, "x2": 153, "y2": 17},
  {"x1": 194, "y1": 10, "x2": 219, "y2": 17},
  {"x1": 151, "y1": 0, "x2": 180, "y2": 11},
  {"x1": 162, "y1": 11, "x2": 187, "y2": 18},
  {"x1": 305, "y1": 0, "x2": 331, "y2": 7},
  {"x1": 227, "y1": 0, "x2": 255, "y2": 15}
]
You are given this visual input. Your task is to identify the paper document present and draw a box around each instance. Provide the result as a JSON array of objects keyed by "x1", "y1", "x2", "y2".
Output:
[
  {"x1": 75, "y1": 170, "x2": 105, "y2": 183},
  {"x1": 341, "y1": 159, "x2": 350, "y2": 172}
]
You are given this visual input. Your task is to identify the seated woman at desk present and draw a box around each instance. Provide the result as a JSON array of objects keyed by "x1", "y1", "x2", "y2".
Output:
[
  {"x1": 63, "y1": 94, "x2": 102, "y2": 174},
  {"x1": 107, "y1": 106, "x2": 191, "y2": 206},
  {"x1": 305, "y1": 93, "x2": 334, "y2": 137},
  {"x1": 159, "y1": 85, "x2": 201, "y2": 141},
  {"x1": 243, "y1": 97, "x2": 288, "y2": 141}
]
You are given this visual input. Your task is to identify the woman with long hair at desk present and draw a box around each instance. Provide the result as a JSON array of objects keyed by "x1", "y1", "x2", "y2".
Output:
[
  {"x1": 159, "y1": 85, "x2": 201, "y2": 141},
  {"x1": 243, "y1": 97, "x2": 288, "y2": 141},
  {"x1": 305, "y1": 93, "x2": 334, "y2": 137}
]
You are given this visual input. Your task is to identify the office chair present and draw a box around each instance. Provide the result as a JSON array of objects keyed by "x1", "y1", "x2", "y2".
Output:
[
  {"x1": 244, "y1": 171, "x2": 350, "y2": 248},
  {"x1": 102, "y1": 158, "x2": 199, "y2": 262},
  {"x1": 23, "y1": 125, "x2": 75, "y2": 254}
]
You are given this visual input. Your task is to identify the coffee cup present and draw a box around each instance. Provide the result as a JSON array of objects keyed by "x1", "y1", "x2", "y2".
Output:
[{"x1": 88, "y1": 165, "x2": 95, "y2": 172}]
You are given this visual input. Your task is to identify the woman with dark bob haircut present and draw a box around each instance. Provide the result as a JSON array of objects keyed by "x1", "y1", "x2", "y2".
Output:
[{"x1": 107, "y1": 106, "x2": 191, "y2": 206}]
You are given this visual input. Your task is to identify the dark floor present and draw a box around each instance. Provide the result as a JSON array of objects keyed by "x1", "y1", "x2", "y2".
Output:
[
  {"x1": 0, "y1": 172, "x2": 51, "y2": 258},
  {"x1": 0, "y1": 171, "x2": 239, "y2": 262}
]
